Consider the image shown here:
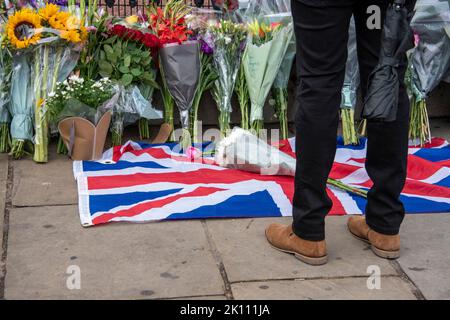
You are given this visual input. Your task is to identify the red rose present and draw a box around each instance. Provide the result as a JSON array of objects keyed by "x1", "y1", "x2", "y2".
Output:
[
  {"x1": 111, "y1": 24, "x2": 127, "y2": 37},
  {"x1": 143, "y1": 33, "x2": 160, "y2": 48}
]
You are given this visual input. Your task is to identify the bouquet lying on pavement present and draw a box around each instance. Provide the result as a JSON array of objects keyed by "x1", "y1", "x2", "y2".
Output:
[{"x1": 216, "y1": 127, "x2": 368, "y2": 197}]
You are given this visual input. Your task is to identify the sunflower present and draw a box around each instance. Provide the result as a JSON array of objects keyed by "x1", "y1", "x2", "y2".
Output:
[
  {"x1": 5, "y1": 9, "x2": 42, "y2": 49},
  {"x1": 48, "y1": 11, "x2": 70, "y2": 30},
  {"x1": 60, "y1": 29, "x2": 81, "y2": 43},
  {"x1": 38, "y1": 4, "x2": 59, "y2": 23}
]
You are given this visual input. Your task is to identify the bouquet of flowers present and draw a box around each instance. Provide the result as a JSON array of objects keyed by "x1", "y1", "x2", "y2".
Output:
[
  {"x1": 0, "y1": 36, "x2": 12, "y2": 153},
  {"x1": 340, "y1": 16, "x2": 360, "y2": 145},
  {"x1": 186, "y1": 8, "x2": 219, "y2": 142},
  {"x1": 408, "y1": 0, "x2": 450, "y2": 146},
  {"x1": 3, "y1": 4, "x2": 86, "y2": 161},
  {"x1": 216, "y1": 127, "x2": 368, "y2": 198},
  {"x1": 45, "y1": 75, "x2": 115, "y2": 125},
  {"x1": 242, "y1": 18, "x2": 292, "y2": 134},
  {"x1": 147, "y1": 0, "x2": 193, "y2": 142},
  {"x1": 244, "y1": 0, "x2": 295, "y2": 139},
  {"x1": 98, "y1": 22, "x2": 161, "y2": 145},
  {"x1": 209, "y1": 19, "x2": 247, "y2": 136},
  {"x1": 45, "y1": 75, "x2": 117, "y2": 160}
]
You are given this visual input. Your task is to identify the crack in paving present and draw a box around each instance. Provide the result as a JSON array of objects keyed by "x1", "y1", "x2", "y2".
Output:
[
  {"x1": 201, "y1": 220, "x2": 234, "y2": 300},
  {"x1": 229, "y1": 274, "x2": 404, "y2": 285},
  {"x1": 389, "y1": 260, "x2": 426, "y2": 300},
  {"x1": 0, "y1": 157, "x2": 13, "y2": 300}
]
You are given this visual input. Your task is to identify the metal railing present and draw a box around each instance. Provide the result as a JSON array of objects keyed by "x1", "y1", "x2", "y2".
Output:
[{"x1": 99, "y1": 0, "x2": 215, "y2": 17}]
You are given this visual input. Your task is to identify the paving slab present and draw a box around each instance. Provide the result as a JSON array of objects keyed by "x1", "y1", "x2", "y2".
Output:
[
  {"x1": 398, "y1": 214, "x2": 450, "y2": 300},
  {"x1": 430, "y1": 118, "x2": 450, "y2": 141},
  {"x1": 5, "y1": 205, "x2": 224, "y2": 299},
  {"x1": 206, "y1": 216, "x2": 398, "y2": 283},
  {"x1": 12, "y1": 156, "x2": 77, "y2": 207},
  {"x1": 231, "y1": 277, "x2": 417, "y2": 300}
]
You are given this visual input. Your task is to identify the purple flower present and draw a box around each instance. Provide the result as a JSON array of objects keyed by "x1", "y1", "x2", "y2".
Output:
[
  {"x1": 200, "y1": 39, "x2": 213, "y2": 55},
  {"x1": 48, "y1": 0, "x2": 69, "y2": 6}
]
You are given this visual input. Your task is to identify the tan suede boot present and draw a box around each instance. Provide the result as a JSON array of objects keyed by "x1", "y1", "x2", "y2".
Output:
[
  {"x1": 347, "y1": 216, "x2": 400, "y2": 259},
  {"x1": 265, "y1": 223, "x2": 328, "y2": 265}
]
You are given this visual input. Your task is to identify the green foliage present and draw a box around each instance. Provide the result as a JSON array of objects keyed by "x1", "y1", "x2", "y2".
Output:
[{"x1": 98, "y1": 37, "x2": 157, "y2": 89}]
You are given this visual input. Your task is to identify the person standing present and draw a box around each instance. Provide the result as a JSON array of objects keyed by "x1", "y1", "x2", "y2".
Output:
[{"x1": 266, "y1": 0, "x2": 415, "y2": 265}]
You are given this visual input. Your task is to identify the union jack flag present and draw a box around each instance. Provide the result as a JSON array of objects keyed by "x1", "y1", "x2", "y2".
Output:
[{"x1": 74, "y1": 137, "x2": 450, "y2": 227}]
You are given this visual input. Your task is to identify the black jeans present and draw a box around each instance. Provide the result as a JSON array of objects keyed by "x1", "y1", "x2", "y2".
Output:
[{"x1": 292, "y1": 0, "x2": 412, "y2": 241}]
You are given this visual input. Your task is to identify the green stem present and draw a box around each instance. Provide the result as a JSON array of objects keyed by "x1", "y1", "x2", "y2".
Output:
[
  {"x1": 139, "y1": 118, "x2": 150, "y2": 140},
  {"x1": 0, "y1": 123, "x2": 11, "y2": 153},
  {"x1": 57, "y1": 135, "x2": 68, "y2": 155},
  {"x1": 272, "y1": 87, "x2": 288, "y2": 140},
  {"x1": 327, "y1": 178, "x2": 368, "y2": 198}
]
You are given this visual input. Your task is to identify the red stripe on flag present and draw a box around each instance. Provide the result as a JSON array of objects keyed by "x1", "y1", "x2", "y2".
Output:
[{"x1": 92, "y1": 186, "x2": 224, "y2": 225}]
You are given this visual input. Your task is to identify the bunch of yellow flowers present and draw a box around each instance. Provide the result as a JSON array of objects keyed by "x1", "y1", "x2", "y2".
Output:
[{"x1": 4, "y1": 4, "x2": 88, "y2": 50}]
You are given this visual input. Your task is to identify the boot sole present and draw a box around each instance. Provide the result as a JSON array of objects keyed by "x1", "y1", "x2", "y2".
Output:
[
  {"x1": 348, "y1": 227, "x2": 400, "y2": 260},
  {"x1": 268, "y1": 243, "x2": 328, "y2": 266}
]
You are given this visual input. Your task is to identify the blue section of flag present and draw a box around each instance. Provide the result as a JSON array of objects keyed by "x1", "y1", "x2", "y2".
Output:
[
  {"x1": 89, "y1": 188, "x2": 183, "y2": 214},
  {"x1": 413, "y1": 146, "x2": 450, "y2": 163},
  {"x1": 83, "y1": 160, "x2": 168, "y2": 172},
  {"x1": 337, "y1": 137, "x2": 367, "y2": 150},
  {"x1": 165, "y1": 190, "x2": 282, "y2": 220},
  {"x1": 400, "y1": 194, "x2": 450, "y2": 213},
  {"x1": 435, "y1": 175, "x2": 450, "y2": 188}
]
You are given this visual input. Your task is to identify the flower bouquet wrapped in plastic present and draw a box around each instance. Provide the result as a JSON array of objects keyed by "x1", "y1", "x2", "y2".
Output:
[
  {"x1": 409, "y1": 0, "x2": 450, "y2": 146},
  {"x1": 340, "y1": 16, "x2": 360, "y2": 145},
  {"x1": 186, "y1": 8, "x2": 220, "y2": 142},
  {"x1": 98, "y1": 22, "x2": 161, "y2": 146},
  {"x1": 0, "y1": 42, "x2": 12, "y2": 153},
  {"x1": 159, "y1": 40, "x2": 201, "y2": 150},
  {"x1": 209, "y1": 19, "x2": 247, "y2": 136},
  {"x1": 216, "y1": 127, "x2": 367, "y2": 197},
  {"x1": 147, "y1": 0, "x2": 193, "y2": 141},
  {"x1": 244, "y1": 0, "x2": 295, "y2": 139},
  {"x1": 3, "y1": 4, "x2": 86, "y2": 161},
  {"x1": 242, "y1": 18, "x2": 292, "y2": 134}
]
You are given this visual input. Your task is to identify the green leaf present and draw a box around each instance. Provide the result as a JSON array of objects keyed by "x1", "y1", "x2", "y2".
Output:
[
  {"x1": 113, "y1": 41, "x2": 122, "y2": 57},
  {"x1": 98, "y1": 60, "x2": 113, "y2": 75},
  {"x1": 103, "y1": 36, "x2": 117, "y2": 45},
  {"x1": 132, "y1": 56, "x2": 141, "y2": 64},
  {"x1": 106, "y1": 51, "x2": 117, "y2": 64},
  {"x1": 119, "y1": 65, "x2": 130, "y2": 74},
  {"x1": 104, "y1": 44, "x2": 114, "y2": 55},
  {"x1": 120, "y1": 73, "x2": 133, "y2": 87},
  {"x1": 141, "y1": 50, "x2": 151, "y2": 58},
  {"x1": 131, "y1": 68, "x2": 142, "y2": 77},
  {"x1": 123, "y1": 54, "x2": 131, "y2": 67}
]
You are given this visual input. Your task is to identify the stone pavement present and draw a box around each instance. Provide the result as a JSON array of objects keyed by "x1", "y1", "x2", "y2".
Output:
[{"x1": 0, "y1": 120, "x2": 449, "y2": 300}]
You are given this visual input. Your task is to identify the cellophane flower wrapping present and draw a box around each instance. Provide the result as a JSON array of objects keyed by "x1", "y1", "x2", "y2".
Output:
[
  {"x1": 215, "y1": 127, "x2": 296, "y2": 176},
  {"x1": 242, "y1": 21, "x2": 292, "y2": 134},
  {"x1": 32, "y1": 44, "x2": 80, "y2": 162},
  {"x1": 9, "y1": 53, "x2": 35, "y2": 158},
  {"x1": 409, "y1": 0, "x2": 450, "y2": 146},
  {"x1": 0, "y1": 44, "x2": 12, "y2": 153},
  {"x1": 111, "y1": 84, "x2": 163, "y2": 146},
  {"x1": 340, "y1": 16, "x2": 360, "y2": 145},
  {"x1": 159, "y1": 41, "x2": 201, "y2": 150},
  {"x1": 209, "y1": 19, "x2": 247, "y2": 136}
]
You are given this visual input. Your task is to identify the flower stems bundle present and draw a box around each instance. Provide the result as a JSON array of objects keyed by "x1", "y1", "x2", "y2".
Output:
[
  {"x1": 340, "y1": 16, "x2": 359, "y2": 145},
  {"x1": 271, "y1": 87, "x2": 288, "y2": 139},
  {"x1": 409, "y1": 96, "x2": 431, "y2": 146},
  {"x1": 341, "y1": 108, "x2": 358, "y2": 145},
  {"x1": 235, "y1": 63, "x2": 250, "y2": 130},
  {"x1": 209, "y1": 20, "x2": 247, "y2": 137}
]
